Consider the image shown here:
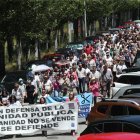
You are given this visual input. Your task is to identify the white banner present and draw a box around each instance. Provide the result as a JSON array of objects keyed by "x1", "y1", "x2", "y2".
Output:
[{"x1": 0, "y1": 102, "x2": 78, "y2": 135}]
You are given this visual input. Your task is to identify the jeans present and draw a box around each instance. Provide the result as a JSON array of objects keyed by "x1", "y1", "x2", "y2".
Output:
[{"x1": 78, "y1": 77, "x2": 86, "y2": 93}]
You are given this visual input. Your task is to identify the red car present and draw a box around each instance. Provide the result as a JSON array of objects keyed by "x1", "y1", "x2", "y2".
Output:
[
  {"x1": 77, "y1": 132, "x2": 140, "y2": 140},
  {"x1": 43, "y1": 53, "x2": 64, "y2": 61}
]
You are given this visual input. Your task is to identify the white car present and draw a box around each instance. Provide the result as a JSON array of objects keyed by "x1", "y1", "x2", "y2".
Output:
[
  {"x1": 112, "y1": 85, "x2": 140, "y2": 99},
  {"x1": 112, "y1": 71, "x2": 140, "y2": 96}
]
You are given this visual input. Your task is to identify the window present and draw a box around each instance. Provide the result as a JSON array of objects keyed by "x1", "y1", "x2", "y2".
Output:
[
  {"x1": 117, "y1": 75, "x2": 140, "y2": 84},
  {"x1": 128, "y1": 106, "x2": 140, "y2": 115},
  {"x1": 124, "y1": 88, "x2": 140, "y2": 96},
  {"x1": 97, "y1": 105, "x2": 108, "y2": 114},
  {"x1": 123, "y1": 123, "x2": 140, "y2": 133},
  {"x1": 92, "y1": 123, "x2": 103, "y2": 133},
  {"x1": 104, "y1": 122, "x2": 122, "y2": 132},
  {"x1": 86, "y1": 123, "x2": 103, "y2": 134},
  {"x1": 110, "y1": 105, "x2": 128, "y2": 116}
]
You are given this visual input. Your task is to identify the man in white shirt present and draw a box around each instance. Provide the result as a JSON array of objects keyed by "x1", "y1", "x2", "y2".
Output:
[
  {"x1": 44, "y1": 75, "x2": 53, "y2": 94},
  {"x1": 77, "y1": 63, "x2": 86, "y2": 93},
  {"x1": 116, "y1": 56, "x2": 127, "y2": 77},
  {"x1": 105, "y1": 51, "x2": 113, "y2": 67}
]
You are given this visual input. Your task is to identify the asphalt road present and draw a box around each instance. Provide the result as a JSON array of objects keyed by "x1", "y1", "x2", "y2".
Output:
[{"x1": 1, "y1": 122, "x2": 87, "y2": 140}]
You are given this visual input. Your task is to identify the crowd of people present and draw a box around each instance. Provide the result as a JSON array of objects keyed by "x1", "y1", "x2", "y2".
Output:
[{"x1": 0, "y1": 25, "x2": 140, "y2": 108}]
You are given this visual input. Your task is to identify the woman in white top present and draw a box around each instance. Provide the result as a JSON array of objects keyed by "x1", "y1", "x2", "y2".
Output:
[
  {"x1": 8, "y1": 95, "x2": 22, "y2": 107},
  {"x1": 12, "y1": 83, "x2": 23, "y2": 104}
]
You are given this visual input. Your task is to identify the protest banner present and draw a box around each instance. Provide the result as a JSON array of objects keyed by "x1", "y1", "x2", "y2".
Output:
[
  {"x1": 46, "y1": 92, "x2": 93, "y2": 118},
  {"x1": 76, "y1": 93, "x2": 92, "y2": 118},
  {"x1": 0, "y1": 102, "x2": 78, "y2": 135}
]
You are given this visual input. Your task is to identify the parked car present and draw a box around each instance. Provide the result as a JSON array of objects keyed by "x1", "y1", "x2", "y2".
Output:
[
  {"x1": 43, "y1": 53, "x2": 64, "y2": 61},
  {"x1": 109, "y1": 28, "x2": 123, "y2": 34},
  {"x1": 81, "y1": 115, "x2": 140, "y2": 136},
  {"x1": 87, "y1": 98, "x2": 140, "y2": 124},
  {"x1": 23, "y1": 59, "x2": 53, "y2": 70},
  {"x1": 56, "y1": 47, "x2": 82, "y2": 58},
  {"x1": 112, "y1": 71, "x2": 140, "y2": 95},
  {"x1": 122, "y1": 67, "x2": 140, "y2": 73},
  {"x1": 66, "y1": 42, "x2": 84, "y2": 50},
  {"x1": 112, "y1": 85, "x2": 140, "y2": 99},
  {"x1": 84, "y1": 34, "x2": 104, "y2": 45},
  {"x1": 78, "y1": 132, "x2": 140, "y2": 140},
  {"x1": 133, "y1": 50, "x2": 140, "y2": 67},
  {"x1": 0, "y1": 71, "x2": 27, "y2": 93},
  {"x1": 55, "y1": 48, "x2": 72, "y2": 57}
]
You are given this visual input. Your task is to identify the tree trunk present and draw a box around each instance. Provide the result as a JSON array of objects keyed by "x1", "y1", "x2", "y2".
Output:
[
  {"x1": 55, "y1": 30, "x2": 58, "y2": 51},
  {"x1": 17, "y1": 38, "x2": 22, "y2": 70},
  {"x1": 68, "y1": 21, "x2": 72, "y2": 43},
  {"x1": 46, "y1": 41, "x2": 48, "y2": 50},
  {"x1": 28, "y1": 47, "x2": 31, "y2": 61},
  {"x1": 60, "y1": 25, "x2": 64, "y2": 45},
  {"x1": 80, "y1": 17, "x2": 84, "y2": 39},
  {"x1": 35, "y1": 39, "x2": 39, "y2": 60},
  {"x1": 7, "y1": 36, "x2": 13, "y2": 62},
  {"x1": 88, "y1": 24, "x2": 92, "y2": 36},
  {"x1": 47, "y1": 29, "x2": 51, "y2": 49},
  {"x1": 0, "y1": 41, "x2": 5, "y2": 78},
  {"x1": 74, "y1": 19, "x2": 78, "y2": 41}
]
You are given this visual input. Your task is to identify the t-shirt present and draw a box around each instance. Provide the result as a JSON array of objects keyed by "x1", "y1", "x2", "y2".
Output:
[
  {"x1": 77, "y1": 68, "x2": 86, "y2": 78},
  {"x1": 12, "y1": 88, "x2": 22, "y2": 101},
  {"x1": 9, "y1": 101, "x2": 22, "y2": 107},
  {"x1": 65, "y1": 97, "x2": 79, "y2": 102},
  {"x1": 44, "y1": 79, "x2": 52, "y2": 90}
]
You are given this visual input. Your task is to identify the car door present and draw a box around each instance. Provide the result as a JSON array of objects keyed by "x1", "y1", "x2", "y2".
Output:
[
  {"x1": 123, "y1": 122, "x2": 140, "y2": 133},
  {"x1": 88, "y1": 104, "x2": 109, "y2": 123},
  {"x1": 103, "y1": 122, "x2": 123, "y2": 132}
]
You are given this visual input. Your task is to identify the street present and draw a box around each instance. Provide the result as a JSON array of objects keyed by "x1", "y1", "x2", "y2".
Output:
[{"x1": 1, "y1": 122, "x2": 86, "y2": 140}]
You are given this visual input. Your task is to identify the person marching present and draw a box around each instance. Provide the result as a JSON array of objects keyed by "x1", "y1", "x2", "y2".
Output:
[{"x1": 66, "y1": 91, "x2": 79, "y2": 136}]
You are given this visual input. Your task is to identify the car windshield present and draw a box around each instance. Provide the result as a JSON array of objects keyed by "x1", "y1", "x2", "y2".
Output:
[
  {"x1": 2, "y1": 72, "x2": 27, "y2": 83},
  {"x1": 66, "y1": 44, "x2": 83, "y2": 49}
]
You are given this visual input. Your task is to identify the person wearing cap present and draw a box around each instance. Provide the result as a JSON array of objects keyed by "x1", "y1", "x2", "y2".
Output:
[
  {"x1": 18, "y1": 78, "x2": 26, "y2": 102},
  {"x1": 89, "y1": 77, "x2": 100, "y2": 104},
  {"x1": 116, "y1": 56, "x2": 127, "y2": 76},
  {"x1": 90, "y1": 65, "x2": 101, "y2": 81}
]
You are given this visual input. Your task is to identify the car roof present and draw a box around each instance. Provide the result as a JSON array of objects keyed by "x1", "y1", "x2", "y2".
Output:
[
  {"x1": 67, "y1": 41, "x2": 83, "y2": 45},
  {"x1": 116, "y1": 85, "x2": 140, "y2": 90},
  {"x1": 78, "y1": 132, "x2": 140, "y2": 140},
  {"x1": 122, "y1": 67, "x2": 140, "y2": 73},
  {"x1": 1, "y1": 71, "x2": 27, "y2": 81},
  {"x1": 101, "y1": 98, "x2": 140, "y2": 106},
  {"x1": 117, "y1": 71, "x2": 140, "y2": 77},
  {"x1": 90, "y1": 115, "x2": 140, "y2": 126},
  {"x1": 109, "y1": 28, "x2": 121, "y2": 31}
]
